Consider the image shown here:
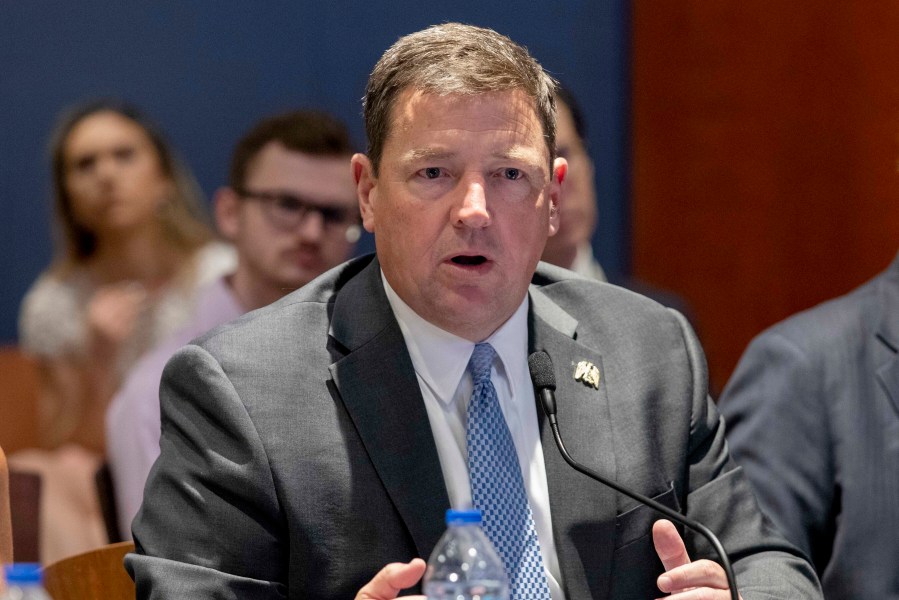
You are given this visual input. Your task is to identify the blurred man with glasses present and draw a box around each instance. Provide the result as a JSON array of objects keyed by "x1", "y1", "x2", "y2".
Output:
[{"x1": 105, "y1": 110, "x2": 359, "y2": 539}]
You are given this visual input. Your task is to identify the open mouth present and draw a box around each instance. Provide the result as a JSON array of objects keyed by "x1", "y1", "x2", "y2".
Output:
[{"x1": 451, "y1": 255, "x2": 488, "y2": 266}]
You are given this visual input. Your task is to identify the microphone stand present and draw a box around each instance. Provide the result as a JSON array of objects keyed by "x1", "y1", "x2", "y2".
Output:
[
  {"x1": 545, "y1": 413, "x2": 739, "y2": 600},
  {"x1": 529, "y1": 352, "x2": 739, "y2": 600}
]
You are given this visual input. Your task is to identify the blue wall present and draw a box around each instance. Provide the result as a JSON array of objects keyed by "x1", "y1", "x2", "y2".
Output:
[{"x1": 0, "y1": 1, "x2": 630, "y2": 343}]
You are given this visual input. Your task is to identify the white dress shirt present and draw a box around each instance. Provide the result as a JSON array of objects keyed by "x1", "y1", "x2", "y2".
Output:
[{"x1": 382, "y1": 273, "x2": 565, "y2": 600}]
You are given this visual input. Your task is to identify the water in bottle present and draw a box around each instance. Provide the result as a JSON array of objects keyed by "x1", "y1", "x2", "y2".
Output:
[
  {"x1": 423, "y1": 508, "x2": 509, "y2": 600},
  {"x1": 1, "y1": 564, "x2": 52, "y2": 600}
]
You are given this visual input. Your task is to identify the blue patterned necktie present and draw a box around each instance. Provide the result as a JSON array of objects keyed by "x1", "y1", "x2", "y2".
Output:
[{"x1": 466, "y1": 343, "x2": 552, "y2": 599}]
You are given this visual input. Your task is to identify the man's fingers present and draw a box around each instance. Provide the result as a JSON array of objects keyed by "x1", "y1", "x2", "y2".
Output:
[
  {"x1": 355, "y1": 558, "x2": 427, "y2": 600},
  {"x1": 657, "y1": 559, "x2": 731, "y2": 595},
  {"x1": 652, "y1": 519, "x2": 691, "y2": 572},
  {"x1": 653, "y1": 522, "x2": 740, "y2": 599},
  {"x1": 656, "y1": 588, "x2": 735, "y2": 600}
]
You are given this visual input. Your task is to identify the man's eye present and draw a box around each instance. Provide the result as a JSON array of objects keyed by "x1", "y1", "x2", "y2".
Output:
[
  {"x1": 422, "y1": 167, "x2": 442, "y2": 179},
  {"x1": 319, "y1": 207, "x2": 344, "y2": 224},
  {"x1": 275, "y1": 196, "x2": 304, "y2": 212},
  {"x1": 503, "y1": 168, "x2": 521, "y2": 180}
]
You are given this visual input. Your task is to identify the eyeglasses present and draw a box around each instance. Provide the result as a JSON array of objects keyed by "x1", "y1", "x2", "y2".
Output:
[{"x1": 236, "y1": 188, "x2": 361, "y2": 241}]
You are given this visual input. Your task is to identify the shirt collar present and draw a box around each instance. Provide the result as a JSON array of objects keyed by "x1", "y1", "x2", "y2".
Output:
[{"x1": 381, "y1": 271, "x2": 530, "y2": 406}]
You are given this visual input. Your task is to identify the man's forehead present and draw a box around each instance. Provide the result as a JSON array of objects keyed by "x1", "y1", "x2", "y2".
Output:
[
  {"x1": 247, "y1": 144, "x2": 355, "y2": 204},
  {"x1": 249, "y1": 143, "x2": 348, "y2": 175},
  {"x1": 386, "y1": 88, "x2": 549, "y2": 160},
  {"x1": 395, "y1": 88, "x2": 536, "y2": 122}
]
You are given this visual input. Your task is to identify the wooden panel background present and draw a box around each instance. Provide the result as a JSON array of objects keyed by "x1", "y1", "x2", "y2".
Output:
[{"x1": 631, "y1": 2, "x2": 899, "y2": 392}]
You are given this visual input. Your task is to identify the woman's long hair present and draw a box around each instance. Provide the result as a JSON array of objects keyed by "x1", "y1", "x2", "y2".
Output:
[{"x1": 48, "y1": 100, "x2": 213, "y2": 271}]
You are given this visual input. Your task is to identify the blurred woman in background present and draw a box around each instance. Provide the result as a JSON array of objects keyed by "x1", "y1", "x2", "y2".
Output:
[{"x1": 14, "y1": 101, "x2": 234, "y2": 562}]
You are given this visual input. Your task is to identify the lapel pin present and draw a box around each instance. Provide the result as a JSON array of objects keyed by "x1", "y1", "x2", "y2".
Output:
[{"x1": 574, "y1": 360, "x2": 601, "y2": 389}]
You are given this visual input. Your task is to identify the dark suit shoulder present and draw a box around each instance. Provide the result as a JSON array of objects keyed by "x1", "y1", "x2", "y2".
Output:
[
  {"x1": 190, "y1": 255, "x2": 376, "y2": 351},
  {"x1": 532, "y1": 261, "x2": 681, "y2": 332},
  {"x1": 534, "y1": 260, "x2": 671, "y2": 308},
  {"x1": 757, "y1": 261, "x2": 893, "y2": 355}
]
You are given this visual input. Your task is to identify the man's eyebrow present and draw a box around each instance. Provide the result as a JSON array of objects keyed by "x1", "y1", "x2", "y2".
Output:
[
  {"x1": 403, "y1": 148, "x2": 455, "y2": 162},
  {"x1": 492, "y1": 147, "x2": 541, "y2": 162}
]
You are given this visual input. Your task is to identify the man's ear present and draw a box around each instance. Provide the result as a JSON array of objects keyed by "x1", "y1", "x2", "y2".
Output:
[
  {"x1": 548, "y1": 157, "x2": 568, "y2": 236},
  {"x1": 352, "y1": 153, "x2": 377, "y2": 234},
  {"x1": 214, "y1": 187, "x2": 241, "y2": 241}
]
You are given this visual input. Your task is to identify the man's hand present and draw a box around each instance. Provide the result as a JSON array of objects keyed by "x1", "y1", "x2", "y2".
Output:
[
  {"x1": 653, "y1": 519, "x2": 742, "y2": 599},
  {"x1": 355, "y1": 558, "x2": 427, "y2": 600}
]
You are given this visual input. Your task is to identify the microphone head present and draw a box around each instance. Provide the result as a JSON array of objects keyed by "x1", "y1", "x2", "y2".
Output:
[{"x1": 528, "y1": 351, "x2": 556, "y2": 391}]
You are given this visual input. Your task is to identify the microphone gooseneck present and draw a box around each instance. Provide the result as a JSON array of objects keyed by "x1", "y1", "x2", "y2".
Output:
[
  {"x1": 527, "y1": 351, "x2": 557, "y2": 417},
  {"x1": 527, "y1": 351, "x2": 739, "y2": 600}
]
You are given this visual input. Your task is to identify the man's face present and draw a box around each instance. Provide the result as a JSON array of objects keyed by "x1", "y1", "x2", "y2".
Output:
[
  {"x1": 541, "y1": 100, "x2": 597, "y2": 269},
  {"x1": 354, "y1": 89, "x2": 566, "y2": 341},
  {"x1": 219, "y1": 142, "x2": 358, "y2": 304}
]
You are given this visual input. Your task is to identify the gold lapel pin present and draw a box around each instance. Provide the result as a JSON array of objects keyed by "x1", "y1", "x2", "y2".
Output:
[{"x1": 574, "y1": 360, "x2": 601, "y2": 389}]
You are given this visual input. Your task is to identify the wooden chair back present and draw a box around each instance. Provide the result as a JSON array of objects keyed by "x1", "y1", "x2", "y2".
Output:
[
  {"x1": 95, "y1": 462, "x2": 124, "y2": 544},
  {"x1": 0, "y1": 447, "x2": 12, "y2": 564},
  {"x1": 0, "y1": 346, "x2": 40, "y2": 453},
  {"x1": 7, "y1": 468, "x2": 41, "y2": 563},
  {"x1": 43, "y1": 541, "x2": 135, "y2": 600}
]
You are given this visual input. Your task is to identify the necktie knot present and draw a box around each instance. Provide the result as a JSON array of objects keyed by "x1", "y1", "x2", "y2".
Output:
[{"x1": 469, "y1": 343, "x2": 496, "y2": 385}]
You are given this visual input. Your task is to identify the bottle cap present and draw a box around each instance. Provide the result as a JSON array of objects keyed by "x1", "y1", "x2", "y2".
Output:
[
  {"x1": 445, "y1": 508, "x2": 482, "y2": 525},
  {"x1": 4, "y1": 563, "x2": 43, "y2": 584}
]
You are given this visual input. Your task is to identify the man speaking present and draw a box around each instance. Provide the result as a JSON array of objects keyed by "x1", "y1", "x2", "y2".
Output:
[{"x1": 129, "y1": 23, "x2": 821, "y2": 599}]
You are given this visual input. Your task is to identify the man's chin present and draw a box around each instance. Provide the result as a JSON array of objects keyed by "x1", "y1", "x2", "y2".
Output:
[{"x1": 422, "y1": 294, "x2": 514, "y2": 340}]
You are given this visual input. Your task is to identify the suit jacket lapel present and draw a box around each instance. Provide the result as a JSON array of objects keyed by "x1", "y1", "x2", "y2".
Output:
[
  {"x1": 875, "y1": 254, "x2": 899, "y2": 418},
  {"x1": 328, "y1": 257, "x2": 449, "y2": 560},
  {"x1": 529, "y1": 287, "x2": 618, "y2": 600}
]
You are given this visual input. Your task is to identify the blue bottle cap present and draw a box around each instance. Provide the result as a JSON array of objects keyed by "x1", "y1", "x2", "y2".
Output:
[
  {"x1": 3, "y1": 562, "x2": 43, "y2": 584},
  {"x1": 445, "y1": 508, "x2": 482, "y2": 525}
]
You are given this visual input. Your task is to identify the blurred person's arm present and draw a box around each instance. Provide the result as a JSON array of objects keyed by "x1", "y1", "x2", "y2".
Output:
[
  {"x1": 31, "y1": 282, "x2": 146, "y2": 452},
  {"x1": 106, "y1": 336, "x2": 179, "y2": 540}
]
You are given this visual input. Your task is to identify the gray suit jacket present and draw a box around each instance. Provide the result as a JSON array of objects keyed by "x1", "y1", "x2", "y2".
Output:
[
  {"x1": 128, "y1": 255, "x2": 820, "y2": 599},
  {"x1": 719, "y1": 252, "x2": 899, "y2": 599}
]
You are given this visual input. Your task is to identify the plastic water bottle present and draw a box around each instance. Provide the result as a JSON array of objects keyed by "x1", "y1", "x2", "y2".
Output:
[
  {"x1": 423, "y1": 508, "x2": 509, "y2": 600},
  {"x1": 0, "y1": 564, "x2": 52, "y2": 600}
]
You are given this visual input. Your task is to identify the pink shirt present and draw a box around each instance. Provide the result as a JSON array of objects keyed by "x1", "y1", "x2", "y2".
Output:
[{"x1": 106, "y1": 275, "x2": 243, "y2": 538}]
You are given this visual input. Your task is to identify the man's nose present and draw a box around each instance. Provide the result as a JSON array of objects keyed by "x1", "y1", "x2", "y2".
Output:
[
  {"x1": 297, "y1": 208, "x2": 325, "y2": 241},
  {"x1": 454, "y1": 177, "x2": 491, "y2": 229}
]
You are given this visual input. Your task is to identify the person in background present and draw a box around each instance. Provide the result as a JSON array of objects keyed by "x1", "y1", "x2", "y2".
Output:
[
  {"x1": 539, "y1": 84, "x2": 604, "y2": 281},
  {"x1": 106, "y1": 110, "x2": 360, "y2": 539},
  {"x1": 13, "y1": 101, "x2": 233, "y2": 563},
  {"x1": 128, "y1": 23, "x2": 820, "y2": 599},
  {"x1": 719, "y1": 252, "x2": 899, "y2": 599},
  {"x1": 540, "y1": 84, "x2": 696, "y2": 325}
]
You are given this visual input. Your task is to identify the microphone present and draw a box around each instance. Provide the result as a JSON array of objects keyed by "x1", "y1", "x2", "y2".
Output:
[{"x1": 527, "y1": 351, "x2": 739, "y2": 600}]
